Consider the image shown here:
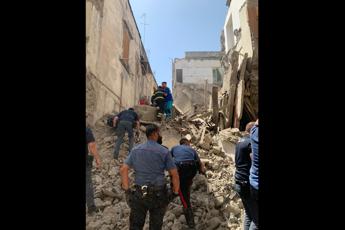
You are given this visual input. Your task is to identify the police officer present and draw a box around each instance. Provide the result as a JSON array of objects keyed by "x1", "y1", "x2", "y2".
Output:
[
  {"x1": 170, "y1": 136, "x2": 206, "y2": 228},
  {"x1": 120, "y1": 124, "x2": 180, "y2": 230},
  {"x1": 86, "y1": 127, "x2": 102, "y2": 214},
  {"x1": 234, "y1": 121, "x2": 257, "y2": 230},
  {"x1": 113, "y1": 108, "x2": 140, "y2": 160}
]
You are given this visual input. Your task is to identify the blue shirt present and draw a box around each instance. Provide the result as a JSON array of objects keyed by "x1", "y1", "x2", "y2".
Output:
[
  {"x1": 124, "y1": 140, "x2": 176, "y2": 186},
  {"x1": 117, "y1": 110, "x2": 139, "y2": 123},
  {"x1": 249, "y1": 125, "x2": 259, "y2": 190},
  {"x1": 171, "y1": 144, "x2": 200, "y2": 164},
  {"x1": 163, "y1": 87, "x2": 173, "y2": 102},
  {"x1": 235, "y1": 136, "x2": 252, "y2": 182}
]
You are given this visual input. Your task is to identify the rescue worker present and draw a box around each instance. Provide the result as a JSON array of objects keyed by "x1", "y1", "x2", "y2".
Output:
[
  {"x1": 170, "y1": 137, "x2": 206, "y2": 228},
  {"x1": 234, "y1": 121, "x2": 256, "y2": 230},
  {"x1": 120, "y1": 124, "x2": 180, "y2": 230},
  {"x1": 113, "y1": 108, "x2": 140, "y2": 160},
  {"x1": 151, "y1": 86, "x2": 166, "y2": 114},
  {"x1": 161, "y1": 82, "x2": 173, "y2": 120},
  {"x1": 86, "y1": 127, "x2": 102, "y2": 214},
  {"x1": 249, "y1": 119, "x2": 259, "y2": 229}
]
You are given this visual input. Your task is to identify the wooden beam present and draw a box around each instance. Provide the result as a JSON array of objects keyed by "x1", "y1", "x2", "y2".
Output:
[
  {"x1": 226, "y1": 51, "x2": 239, "y2": 128},
  {"x1": 235, "y1": 53, "x2": 248, "y2": 120},
  {"x1": 212, "y1": 86, "x2": 219, "y2": 127}
]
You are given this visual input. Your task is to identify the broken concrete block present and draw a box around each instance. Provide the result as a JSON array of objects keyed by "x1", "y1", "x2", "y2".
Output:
[
  {"x1": 214, "y1": 196, "x2": 224, "y2": 209},
  {"x1": 206, "y1": 217, "x2": 222, "y2": 230},
  {"x1": 134, "y1": 105, "x2": 157, "y2": 122},
  {"x1": 139, "y1": 125, "x2": 146, "y2": 132}
]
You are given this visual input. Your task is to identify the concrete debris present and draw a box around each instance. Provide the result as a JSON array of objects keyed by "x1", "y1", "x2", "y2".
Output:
[
  {"x1": 87, "y1": 108, "x2": 245, "y2": 230},
  {"x1": 206, "y1": 217, "x2": 222, "y2": 230}
]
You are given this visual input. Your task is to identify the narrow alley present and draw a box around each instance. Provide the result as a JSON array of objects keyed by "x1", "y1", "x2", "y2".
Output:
[{"x1": 86, "y1": 0, "x2": 258, "y2": 229}]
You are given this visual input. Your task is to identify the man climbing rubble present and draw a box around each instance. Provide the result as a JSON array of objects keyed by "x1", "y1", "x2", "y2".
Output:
[
  {"x1": 120, "y1": 124, "x2": 180, "y2": 230},
  {"x1": 170, "y1": 136, "x2": 206, "y2": 228},
  {"x1": 113, "y1": 108, "x2": 140, "y2": 160},
  {"x1": 151, "y1": 86, "x2": 166, "y2": 116},
  {"x1": 234, "y1": 121, "x2": 256, "y2": 230},
  {"x1": 86, "y1": 127, "x2": 102, "y2": 214},
  {"x1": 162, "y1": 82, "x2": 173, "y2": 120}
]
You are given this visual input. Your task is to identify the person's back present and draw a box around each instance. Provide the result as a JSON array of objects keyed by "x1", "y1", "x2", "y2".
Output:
[
  {"x1": 127, "y1": 140, "x2": 172, "y2": 186},
  {"x1": 234, "y1": 122, "x2": 256, "y2": 230},
  {"x1": 235, "y1": 136, "x2": 252, "y2": 182},
  {"x1": 118, "y1": 109, "x2": 138, "y2": 123},
  {"x1": 170, "y1": 138, "x2": 205, "y2": 228},
  {"x1": 120, "y1": 124, "x2": 179, "y2": 230},
  {"x1": 171, "y1": 144, "x2": 197, "y2": 164},
  {"x1": 152, "y1": 87, "x2": 165, "y2": 113},
  {"x1": 113, "y1": 108, "x2": 139, "y2": 160}
]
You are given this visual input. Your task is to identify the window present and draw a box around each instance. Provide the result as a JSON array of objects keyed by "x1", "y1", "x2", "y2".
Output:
[
  {"x1": 120, "y1": 20, "x2": 133, "y2": 71},
  {"x1": 176, "y1": 69, "x2": 183, "y2": 83},
  {"x1": 213, "y1": 68, "x2": 223, "y2": 84}
]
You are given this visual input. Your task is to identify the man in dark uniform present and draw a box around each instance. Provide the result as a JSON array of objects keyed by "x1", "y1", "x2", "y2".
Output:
[
  {"x1": 234, "y1": 121, "x2": 256, "y2": 230},
  {"x1": 120, "y1": 124, "x2": 180, "y2": 230},
  {"x1": 113, "y1": 108, "x2": 140, "y2": 160},
  {"x1": 151, "y1": 86, "x2": 166, "y2": 115},
  {"x1": 86, "y1": 127, "x2": 102, "y2": 214},
  {"x1": 171, "y1": 137, "x2": 206, "y2": 228}
]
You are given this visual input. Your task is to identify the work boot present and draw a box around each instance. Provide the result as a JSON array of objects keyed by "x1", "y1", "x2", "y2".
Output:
[{"x1": 183, "y1": 207, "x2": 195, "y2": 228}]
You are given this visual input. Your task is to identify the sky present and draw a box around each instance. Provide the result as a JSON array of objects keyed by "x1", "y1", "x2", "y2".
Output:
[{"x1": 129, "y1": 0, "x2": 228, "y2": 89}]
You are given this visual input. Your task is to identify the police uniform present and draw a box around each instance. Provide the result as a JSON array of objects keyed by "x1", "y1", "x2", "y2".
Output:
[
  {"x1": 124, "y1": 140, "x2": 176, "y2": 229},
  {"x1": 234, "y1": 135, "x2": 255, "y2": 229},
  {"x1": 113, "y1": 109, "x2": 139, "y2": 159},
  {"x1": 171, "y1": 144, "x2": 201, "y2": 227}
]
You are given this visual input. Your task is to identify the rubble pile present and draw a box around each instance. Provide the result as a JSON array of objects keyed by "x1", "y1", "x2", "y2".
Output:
[{"x1": 86, "y1": 112, "x2": 246, "y2": 230}]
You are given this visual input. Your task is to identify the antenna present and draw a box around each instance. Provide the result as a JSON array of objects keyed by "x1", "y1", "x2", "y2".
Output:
[{"x1": 140, "y1": 13, "x2": 149, "y2": 47}]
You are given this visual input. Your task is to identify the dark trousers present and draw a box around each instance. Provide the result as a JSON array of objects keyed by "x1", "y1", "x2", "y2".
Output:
[
  {"x1": 234, "y1": 182, "x2": 257, "y2": 230},
  {"x1": 250, "y1": 186, "x2": 259, "y2": 229},
  {"x1": 128, "y1": 189, "x2": 169, "y2": 230},
  {"x1": 154, "y1": 99, "x2": 165, "y2": 114},
  {"x1": 114, "y1": 120, "x2": 134, "y2": 159},
  {"x1": 86, "y1": 157, "x2": 95, "y2": 209},
  {"x1": 177, "y1": 164, "x2": 197, "y2": 208}
]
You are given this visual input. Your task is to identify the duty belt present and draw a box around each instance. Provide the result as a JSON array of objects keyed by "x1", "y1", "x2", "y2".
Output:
[
  {"x1": 133, "y1": 184, "x2": 166, "y2": 197},
  {"x1": 177, "y1": 160, "x2": 196, "y2": 166}
]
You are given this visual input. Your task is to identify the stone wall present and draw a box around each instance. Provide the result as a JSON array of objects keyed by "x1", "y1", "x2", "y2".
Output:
[{"x1": 86, "y1": 0, "x2": 157, "y2": 125}]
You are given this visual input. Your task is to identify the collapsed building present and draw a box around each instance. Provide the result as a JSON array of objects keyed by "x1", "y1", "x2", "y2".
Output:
[
  {"x1": 219, "y1": 0, "x2": 258, "y2": 131},
  {"x1": 171, "y1": 0, "x2": 258, "y2": 132},
  {"x1": 172, "y1": 51, "x2": 224, "y2": 116},
  {"x1": 86, "y1": 0, "x2": 158, "y2": 126}
]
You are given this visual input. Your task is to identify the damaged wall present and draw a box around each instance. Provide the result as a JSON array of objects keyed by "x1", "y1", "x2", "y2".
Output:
[
  {"x1": 173, "y1": 82, "x2": 213, "y2": 115},
  {"x1": 172, "y1": 52, "x2": 224, "y2": 115},
  {"x1": 86, "y1": 0, "x2": 157, "y2": 125},
  {"x1": 220, "y1": 0, "x2": 258, "y2": 130}
]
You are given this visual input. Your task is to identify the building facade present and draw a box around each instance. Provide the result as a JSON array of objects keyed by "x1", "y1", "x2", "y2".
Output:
[
  {"x1": 172, "y1": 51, "x2": 224, "y2": 115},
  {"x1": 86, "y1": 0, "x2": 157, "y2": 125}
]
